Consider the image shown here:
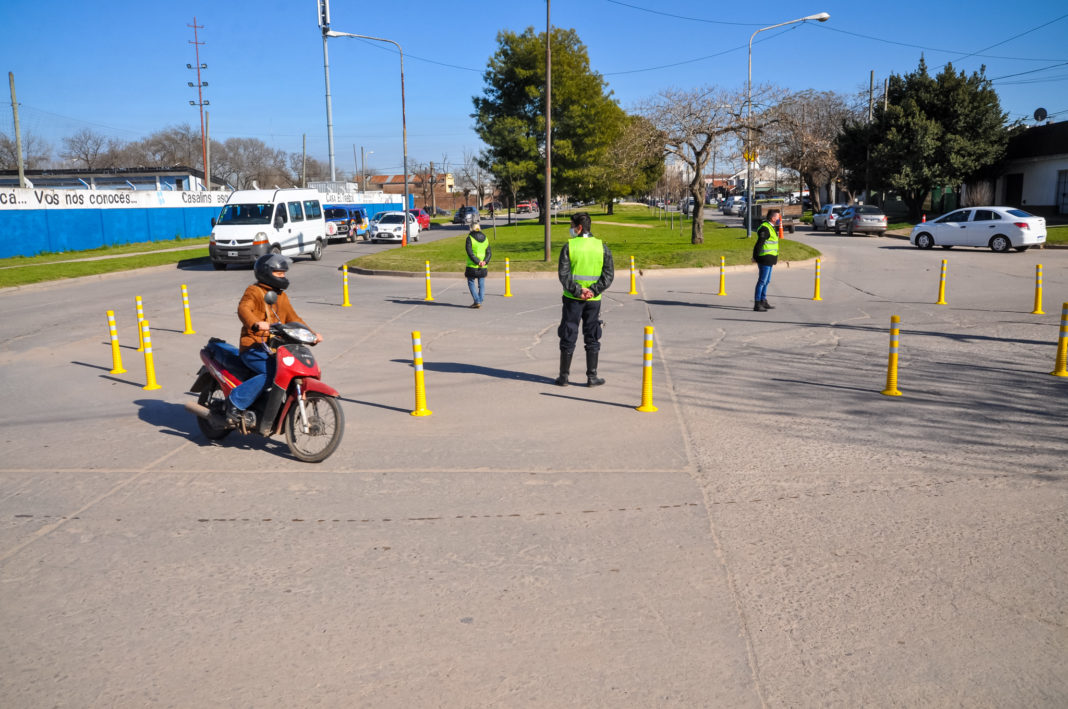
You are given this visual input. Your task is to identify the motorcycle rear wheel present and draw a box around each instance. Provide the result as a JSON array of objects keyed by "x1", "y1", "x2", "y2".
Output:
[
  {"x1": 285, "y1": 393, "x2": 344, "y2": 463},
  {"x1": 197, "y1": 382, "x2": 233, "y2": 440}
]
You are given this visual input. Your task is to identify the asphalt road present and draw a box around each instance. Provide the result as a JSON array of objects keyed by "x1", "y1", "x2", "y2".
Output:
[{"x1": 1, "y1": 225, "x2": 1065, "y2": 707}]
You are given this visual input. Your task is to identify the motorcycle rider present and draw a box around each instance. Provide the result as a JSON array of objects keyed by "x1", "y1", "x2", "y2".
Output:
[{"x1": 226, "y1": 254, "x2": 322, "y2": 426}]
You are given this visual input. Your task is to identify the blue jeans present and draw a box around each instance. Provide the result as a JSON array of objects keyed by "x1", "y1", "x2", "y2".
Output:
[
  {"x1": 754, "y1": 264, "x2": 774, "y2": 302},
  {"x1": 467, "y1": 276, "x2": 485, "y2": 304},
  {"x1": 229, "y1": 347, "x2": 271, "y2": 410}
]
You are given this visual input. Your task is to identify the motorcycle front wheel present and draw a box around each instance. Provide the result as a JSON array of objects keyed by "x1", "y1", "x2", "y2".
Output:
[
  {"x1": 285, "y1": 393, "x2": 344, "y2": 463},
  {"x1": 197, "y1": 381, "x2": 233, "y2": 441}
]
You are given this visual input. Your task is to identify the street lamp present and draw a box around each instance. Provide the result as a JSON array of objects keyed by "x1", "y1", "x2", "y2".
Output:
[
  {"x1": 326, "y1": 29, "x2": 411, "y2": 246},
  {"x1": 746, "y1": 11, "x2": 829, "y2": 237}
]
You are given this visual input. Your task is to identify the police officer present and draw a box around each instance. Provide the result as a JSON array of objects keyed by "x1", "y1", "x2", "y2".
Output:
[
  {"x1": 464, "y1": 224, "x2": 491, "y2": 308},
  {"x1": 556, "y1": 212, "x2": 614, "y2": 386},
  {"x1": 752, "y1": 208, "x2": 781, "y2": 312}
]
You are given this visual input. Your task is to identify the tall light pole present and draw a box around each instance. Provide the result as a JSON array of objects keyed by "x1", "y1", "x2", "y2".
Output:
[
  {"x1": 544, "y1": 0, "x2": 552, "y2": 262},
  {"x1": 326, "y1": 29, "x2": 410, "y2": 246},
  {"x1": 317, "y1": 0, "x2": 337, "y2": 181},
  {"x1": 747, "y1": 11, "x2": 829, "y2": 237}
]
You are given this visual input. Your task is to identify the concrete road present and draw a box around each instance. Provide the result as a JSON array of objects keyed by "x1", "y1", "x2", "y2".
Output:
[{"x1": 0, "y1": 229, "x2": 1065, "y2": 707}]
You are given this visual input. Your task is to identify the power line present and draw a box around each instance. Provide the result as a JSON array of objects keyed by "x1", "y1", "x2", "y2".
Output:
[
  {"x1": 989, "y1": 61, "x2": 1068, "y2": 81},
  {"x1": 604, "y1": 25, "x2": 800, "y2": 76},
  {"x1": 603, "y1": 0, "x2": 768, "y2": 26},
  {"x1": 812, "y1": 24, "x2": 1068, "y2": 62},
  {"x1": 951, "y1": 12, "x2": 1068, "y2": 64}
]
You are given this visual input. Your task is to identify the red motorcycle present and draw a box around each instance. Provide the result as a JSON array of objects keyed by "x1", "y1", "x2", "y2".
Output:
[{"x1": 185, "y1": 295, "x2": 344, "y2": 463}]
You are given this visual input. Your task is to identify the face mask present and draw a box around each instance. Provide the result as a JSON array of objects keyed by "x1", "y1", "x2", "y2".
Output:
[{"x1": 569, "y1": 227, "x2": 579, "y2": 237}]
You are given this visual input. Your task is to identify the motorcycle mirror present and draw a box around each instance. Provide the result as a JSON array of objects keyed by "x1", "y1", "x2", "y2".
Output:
[{"x1": 264, "y1": 290, "x2": 278, "y2": 305}]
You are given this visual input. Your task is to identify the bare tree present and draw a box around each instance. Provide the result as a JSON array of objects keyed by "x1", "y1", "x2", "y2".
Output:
[
  {"x1": 60, "y1": 128, "x2": 125, "y2": 170},
  {"x1": 640, "y1": 86, "x2": 754, "y2": 244},
  {"x1": 0, "y1": 130, "x2": 52, "y2": 170},
  {"x1": 764, "y1": 90, "x2": 855, "y2": 211},
  {"x1": 212, "y1": 137, "x2": 293, "y2": 189},
  {"x1": 590, "y1": 114, "x2": 665, "y2": 214},
  {"x1": 456, "y1": 150, "x2": 487, "y2": 207}
]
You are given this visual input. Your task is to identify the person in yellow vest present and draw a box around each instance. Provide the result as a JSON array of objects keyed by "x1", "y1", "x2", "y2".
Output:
[
  {"x1": 555, "y1": 212, "x2": 614, "y2": 386},
  {"x1": 464, "y1": 224, "x2": 492, "y2": 308},
  {"x1": 752, "y1": 208, "x2": 781, "y2": 312}
]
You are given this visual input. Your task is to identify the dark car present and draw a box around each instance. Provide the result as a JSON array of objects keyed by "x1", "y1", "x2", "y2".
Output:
[
  {"x1": 407, "y1": 208, "x2": 430, "y2": 231},
  {"x1": 323, "y1": 205, "x2": 369, "y2": 243},
  {"x1": 453, "y1": 206, "x2": 480, "y2": 225}
]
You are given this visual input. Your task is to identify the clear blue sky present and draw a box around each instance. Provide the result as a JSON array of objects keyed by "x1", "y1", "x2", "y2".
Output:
[{"x1": 2, "y1": 0, "x2": 1066, "y2": 177}]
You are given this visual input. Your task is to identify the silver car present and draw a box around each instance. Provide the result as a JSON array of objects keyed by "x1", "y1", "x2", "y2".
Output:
[
  {"x1": 836, "y1": 205, "x2": 888, "y2": 236},
  {"x1": 811, "y1": 203, "x2": 848, "y2": 232}
]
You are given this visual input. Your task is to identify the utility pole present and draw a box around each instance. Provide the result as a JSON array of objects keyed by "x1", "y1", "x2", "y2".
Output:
[
  {"x1": 429, "y1": 160, "x2": 436, "y2": 215},
  {"x1": 865, "y1": 69, "x2": 873, "y2": 205},
  {"x1": 543, "y1": 0, "x2": 552, "y2": 261},
  {"x1": 205, "y1": 111, "x2": 211, "y2": 190},
  {"x1": 318, "y1": 0, "x2": 337, "y2": 181},
  {"x1": 8, "y1": 72, "x2": 26, "y2": 188},
  {"x1": 187, "y1": 18, "x2": 209, "y2": 188}
]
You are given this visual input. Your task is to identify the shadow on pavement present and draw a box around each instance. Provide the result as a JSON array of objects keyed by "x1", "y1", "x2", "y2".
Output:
[{"x1": 393, "y1": 359, "x2": 555, "y2": 384}]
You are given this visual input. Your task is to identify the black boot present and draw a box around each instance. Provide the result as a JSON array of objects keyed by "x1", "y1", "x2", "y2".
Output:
[
  {"x1": 754, "y1": 301, "x2": 768, "y2": 312},
  {"x1": 555, "y1": 351, "x2": 573, "y2": 386},
  {"x1": 762, "y1": 299, "x2": 775, "y2": 309},
  {"x1": 586, "y1": 351, "x2": 605, "y2": 387}
]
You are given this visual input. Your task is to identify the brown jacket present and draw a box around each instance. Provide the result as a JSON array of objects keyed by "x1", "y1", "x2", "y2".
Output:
[{"x1": 238, "y1": 283, "x2": 306, "y2": 351}]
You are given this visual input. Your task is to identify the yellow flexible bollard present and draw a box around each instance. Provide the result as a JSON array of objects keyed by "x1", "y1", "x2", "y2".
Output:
[
  {"x1": 180, "y1": 284, "x2": 196, "y2": 335},
  {"x1": 342, "y1": 265, "x2": 352, "y2": 307},
  {"x1": 410, "y1": 330, "x2": 432, "y2": 416},
  {"x1": 1051, "y1": 302, "x2": 1068, "y2": 377},
  {"x1": 935, "y1": 259, "x2": 948, "y2": 305},
  {"x1": 503, "y1": 257, "x2": 513, "y2": 297},
  {"x1": 636, "y1": 326, "x2": 658, "y2": 412},
  {"x1": 880, "y1": 315, "x2": 902, "y2": 397},
  {"x1": 140, "y1": 319, "x2": 161, "y2": 391},
  {"x1": 1031, "y1": 264, "x2": 1044, "y2": 315},
  {"x1": 135, "y1": 295, "x2": 145, "y2": 351},
  {"x1": 716, "y1": 255, "x2": 727, "y2": 296},
  {"x1": 812, "y1": 258, "x2": 823, "y2": 301},
  {"x1": 106, "y1": 310, "x2": 126, "y2": 374},
  {"x1": 628, "y1": 255, "x2": 638, "y2": 295},
  {"x1": 423, "y1": 261, "x2": 434, "y2": 301}
]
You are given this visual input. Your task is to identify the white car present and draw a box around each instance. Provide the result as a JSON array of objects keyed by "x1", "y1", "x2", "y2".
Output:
[
  {"x1": 910, "y1": 206, "x2": 1046, "y2": 253},
  {"x1": 811, "y1": 203, "x2": 848, "y2": 232},
  {"x1": 369, "y1": 211, "x2": 421, "y2": 243}
]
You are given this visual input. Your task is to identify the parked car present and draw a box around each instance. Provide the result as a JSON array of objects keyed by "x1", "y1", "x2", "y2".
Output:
[
  {"x1": 811, "y1": 204, "x2": 849, "y2": 232},
  {"x1": 407, "y1": 208, "x2": 430, "y2": 231},
  {"x1": 722, "y1": 196, "x2": 746, "y2": 216},
  {"x1": 323, "y1": 205, "x2": 369, "y2": 242},
  {"x1": 909, "y1": 206, "x2": 1046, "y2": 252},
  {"x1": 681, "y1": 197, "x2": 695, "y2": 216},
  {"x1": 516, "y1": 201, "x2": 534, "y2": 213},
  {"x1": 432, "y1": 207, "x2": 450, "y2": 216},
  {"x1": 835, "y1": 205, "x2": 888, "y2": 236},
  {"x1": 369, "y1": 211, "x2": 420, "y2": 243},
  {"x1": 452, "y1": 206, "x2": 480, "y2": 226}
]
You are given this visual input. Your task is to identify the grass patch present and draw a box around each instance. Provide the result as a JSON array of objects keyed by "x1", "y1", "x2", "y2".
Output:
[
  {"x1": 1047, "y1": 225, "x2": 1068, "y2": 245},
  {"x1": 0, "y1": 242, "x2": 209, "y2": 288},
  {"x1": 0, "y1": 235, "x2": 209, "y2": 267},
  {"x1": 350, "y1": 205, "x2": 819, "y2": 273}
]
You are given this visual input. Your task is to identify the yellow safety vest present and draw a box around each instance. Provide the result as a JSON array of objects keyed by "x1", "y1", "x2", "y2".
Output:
[{"x1": 564, "y1": 236, "x2": 604, "y2": 301}]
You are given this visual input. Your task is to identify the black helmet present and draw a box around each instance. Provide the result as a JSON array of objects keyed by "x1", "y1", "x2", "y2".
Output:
[{"x1": 253, "y1": 253, "x2": 291, "y2": 292}]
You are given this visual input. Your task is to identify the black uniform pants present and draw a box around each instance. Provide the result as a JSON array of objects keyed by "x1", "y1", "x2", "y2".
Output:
[{"x1": 558, "y1": 296, "x2": 602, "y2": 354}]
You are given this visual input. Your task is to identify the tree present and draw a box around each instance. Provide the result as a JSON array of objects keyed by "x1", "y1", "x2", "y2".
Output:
[
  {"x1": 0, "y1": 130, "x2": 52, "y2": 170},
  {"x1": 212, "y1": 137, "x2": 292, "y2": 189},
  {"x1": 837, "y1": 57, "x2": 1008, "y2": 220},
  {"x1": 588, "y1": 114, "x2": 665, "y2": 214},
  {"x1": 474, "y1": 27, "x2": 625, "y2": 227},
  {"x1": 639, "y1": 86, "x2": 749, "y2": 244},
  {"x1": 121, "y1": 124, "x2": 201, "y2": 168},
  {"x1": 60, "y1": 128, "x2": 124, "y2": 170},
  {"x1": 765, "y1": 90, "x2": 854, "y2": 211}
]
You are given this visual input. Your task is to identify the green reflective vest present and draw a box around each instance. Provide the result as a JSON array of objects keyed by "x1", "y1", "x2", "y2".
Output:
[
  {"x1": 466, "y1": 235, "x2": 489, "y2": 268},
  {"x1": 564, "y1": 236, "x2": 605, "y2": 301},
  {"x1": 757, "y1": 221, "x2": 779, "y2": 257}
]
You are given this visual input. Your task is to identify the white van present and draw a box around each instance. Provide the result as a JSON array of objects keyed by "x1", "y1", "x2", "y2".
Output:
[{"x1": 209, "y1": 188, "x2": 327, "y2": 270}]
